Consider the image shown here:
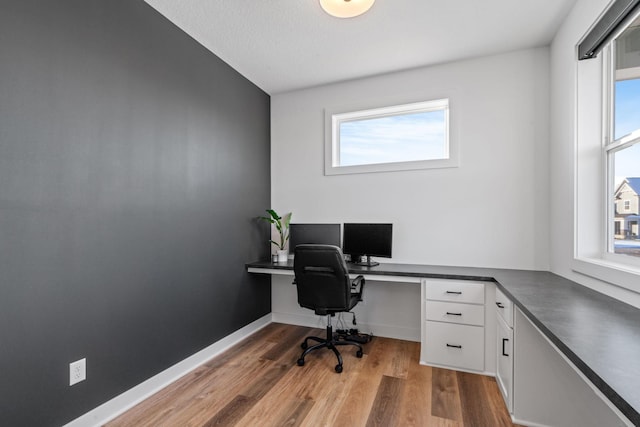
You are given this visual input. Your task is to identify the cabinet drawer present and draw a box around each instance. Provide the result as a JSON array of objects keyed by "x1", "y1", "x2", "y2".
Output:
[
  {"x1": 423, "y1": 321, "x2": 484, "y2": 372},
  {"x1": 495, "y1": 287, "x2": 513, "y2": 327},
  {"x1": 425, "y1": 280, "x2": 485, "y2": 304},
  {"x1": 425, "y1": 301, "x2": 485, "y2": 326}
]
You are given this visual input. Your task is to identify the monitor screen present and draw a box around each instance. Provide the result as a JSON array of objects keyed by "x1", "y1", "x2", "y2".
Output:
[
  {"x1": 342, "y1": 223, "x2": 393, "y2": 259},
  {"x1": 289, "y1": 223, "x2": 341, "y2": 250}
]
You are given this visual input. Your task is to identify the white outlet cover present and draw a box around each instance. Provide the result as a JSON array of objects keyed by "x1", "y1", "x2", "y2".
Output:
[{"x1": 69, "y1": 358, "x2": 86, "y2": 386}]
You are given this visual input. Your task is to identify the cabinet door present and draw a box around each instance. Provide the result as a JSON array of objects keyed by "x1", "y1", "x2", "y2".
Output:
[
  {"x1": 496, "y1": 313, "x2": 513, "y2": 413},
  {"x1": 495, "y1": 287, "x2": 514, "y2": 327}
]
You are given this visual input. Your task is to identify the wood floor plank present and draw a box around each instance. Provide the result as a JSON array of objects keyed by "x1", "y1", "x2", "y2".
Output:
[
  {"x1": 431, "y1": 367, "x2": 463, "y2": 421},
  {"x1": 179, "y1": 328, "x2": 308, "y2": 426},
  {"x1": 457, "y1": 370, "x2": 499, "y2": 427},
  {"x1": 274, "y1": 398, "x2": 315, "y2": 427},
  {"x1": 261, "y1": 326, "x2": 311, "y2": 362},
  {"x1": 396, "y1": 342, "x2": 433, "y2": 426},
  {"x1": 383, "y1": 338, "x2": 413, "y2": 379},
  {"x1": 241, "y1": 362, "x2": 291, "y2": 399},
  {"x1": 169, "y1": 362, "x2": 280, "y2": 425},
  {"x1": 297, "y1": 350, "x2": 366, "y2": 427},
  {"x1": 244, "y1": 336, "x2": 368, "y2": 427},
  {"x1": 200, "y1": 361, "x2": 294, "y2": 426},
  {"x1": 105, "y1": 324, "x2": 520, "y2": 427},
  {"x1": 428, "y1": 416, "x2": 464, "y2": 427},
  {"x1": 234, "y1": 345, "x2": 343, "y2": 426},
  {"x1": 202, "y1": 395, "x2": 255, "y2": 427},
  {"x1": 331, "y1": 337, "x2": 401, "y2": 427},
  {"x1": 202, "y1": 323, "x2": 282, "y2": 368},
  {"x1": 365, "y1": 375, "x2": 404, "y2": 427}
]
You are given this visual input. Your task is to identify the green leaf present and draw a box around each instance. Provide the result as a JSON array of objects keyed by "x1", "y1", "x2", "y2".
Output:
[
  {"x1": 265, "y1": 209, "x2": 281, "y2": 221},
  {"x1": 282, "y1": 212, "x2": 292, "y2": 228}
]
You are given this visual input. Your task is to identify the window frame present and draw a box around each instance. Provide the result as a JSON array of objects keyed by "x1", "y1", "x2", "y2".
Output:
[
  {"x1": 324, "y1": 99, "x2": 458, "y2": 176},
  {"x1": 573, "y1": 10, "x2": 640, "y2": 289}
]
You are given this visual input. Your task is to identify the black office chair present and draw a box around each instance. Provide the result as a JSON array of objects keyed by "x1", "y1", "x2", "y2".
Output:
[{"x1": 293, "y1": 244, "x2": 365, "y2": 373}]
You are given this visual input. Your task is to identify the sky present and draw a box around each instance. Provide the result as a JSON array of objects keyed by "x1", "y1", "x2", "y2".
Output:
[
  {"x1": 339, "y1": 110, "x2": 446, "y2": 167},
  {"x1": 614, "y1": 78, "x2": 640, "y2": 181}
]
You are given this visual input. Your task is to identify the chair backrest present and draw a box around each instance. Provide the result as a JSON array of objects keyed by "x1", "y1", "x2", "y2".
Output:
[{"x1": 293, "y1": 244, "x2": 351, "y2": 315}]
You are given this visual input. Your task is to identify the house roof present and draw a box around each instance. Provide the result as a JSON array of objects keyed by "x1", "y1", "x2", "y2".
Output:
[{"x1": 626, "y1": 178, "x2": 640, "y2": 195}]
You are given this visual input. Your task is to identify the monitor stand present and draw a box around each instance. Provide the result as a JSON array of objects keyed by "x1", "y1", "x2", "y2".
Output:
[{"x1": 354, "y1": 255, "x2": 379, "y2": 267}]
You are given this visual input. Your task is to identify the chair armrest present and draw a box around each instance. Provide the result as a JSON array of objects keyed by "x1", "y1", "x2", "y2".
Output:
[{"x1": 351, "y1": 275, "x2": 365, "y2": 300}]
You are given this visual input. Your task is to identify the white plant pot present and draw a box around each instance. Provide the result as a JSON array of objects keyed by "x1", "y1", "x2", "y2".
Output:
[{"x1": 277, "y1": 249, "x2": 289, "y2": 263}]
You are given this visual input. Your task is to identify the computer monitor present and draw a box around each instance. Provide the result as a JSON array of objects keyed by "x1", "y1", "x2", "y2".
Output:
[
  {"x1": 342, "y1": 223, "x2": 393, "y2": 267},
  {"x1": 289, "y1": 223, "x2": 341, "y2": 252}
]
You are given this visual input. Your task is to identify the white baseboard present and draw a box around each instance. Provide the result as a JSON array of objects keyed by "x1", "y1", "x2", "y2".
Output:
[
  {"x1": 272, "y1": 312, "x2": 420, "y2": 342},
  {"x1": 64, "y1": 314, "x2": 272, "y2": 427},
  {"x1": 510, "y1": 416, "x2": 552, "y2": 427}
]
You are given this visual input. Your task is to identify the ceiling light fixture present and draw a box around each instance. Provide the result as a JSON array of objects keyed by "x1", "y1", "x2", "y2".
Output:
[{"x1": 319, "y1": 0, "x2": 375, "y2": 18}]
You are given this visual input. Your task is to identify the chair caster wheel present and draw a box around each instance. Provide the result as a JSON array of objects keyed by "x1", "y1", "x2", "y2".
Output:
[
  {"x1": 297, "y1": 358, "x2": 305, "y2": 366},
  {"x1": 301, "y1": 342, "x2": 308, "y2": 350},
  {"x1": 356, "y1": 350, "x2": 363, "y2": 358},
  {"x1": 335, "y1": 364, "x2": 343, "y2": 373}
]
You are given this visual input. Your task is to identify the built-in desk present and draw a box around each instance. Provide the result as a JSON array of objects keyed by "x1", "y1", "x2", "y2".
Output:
[
  {"x1": 247, "y1": 260, "x2": 640, "y2": 426},
  {"x1": 247, "y1": 259, "x2": 496, "y2": 283}
]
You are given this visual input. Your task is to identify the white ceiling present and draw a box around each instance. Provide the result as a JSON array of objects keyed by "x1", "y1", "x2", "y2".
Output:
[{"x1": 144, "y1": 0, "x2": 578, "y2": 95}]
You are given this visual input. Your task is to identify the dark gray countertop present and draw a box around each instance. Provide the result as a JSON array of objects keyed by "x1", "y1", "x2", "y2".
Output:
[{"x1": 246, "y1": 260, "x2": 640, "y2": 425}]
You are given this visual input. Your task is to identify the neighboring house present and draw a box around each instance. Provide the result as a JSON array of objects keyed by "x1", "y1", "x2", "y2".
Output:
[{"x1": 614, "y1": 177, "x2": 640, "y2": 239}]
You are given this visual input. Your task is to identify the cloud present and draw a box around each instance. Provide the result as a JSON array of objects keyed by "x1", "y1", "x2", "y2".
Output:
[{"x1": 339, "y1": 111, "x2": 447, "y2": 166}]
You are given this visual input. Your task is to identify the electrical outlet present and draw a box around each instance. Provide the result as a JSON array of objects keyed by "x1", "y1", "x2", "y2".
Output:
[{"x1": 69, "y1": 358, "x2": 86, "y2": 386}]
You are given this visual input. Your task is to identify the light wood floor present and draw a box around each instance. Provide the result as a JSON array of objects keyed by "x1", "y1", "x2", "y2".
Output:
[{"x1": 106, "y1": 323, "x2": 520, "y2": 427}]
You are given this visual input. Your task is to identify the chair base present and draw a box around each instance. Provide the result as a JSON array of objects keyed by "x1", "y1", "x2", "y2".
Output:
[{"x1": 296, "y1": 323, "x2": 363, "y2": 373}]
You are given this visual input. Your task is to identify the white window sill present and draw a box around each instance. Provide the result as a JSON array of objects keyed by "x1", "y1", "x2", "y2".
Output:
[
  {"x1": 324, "y1": 157, "x2": 459, "y2": 176},
  {"x1": 572, "y1": 257, "x2": 640, "y2": 293}
]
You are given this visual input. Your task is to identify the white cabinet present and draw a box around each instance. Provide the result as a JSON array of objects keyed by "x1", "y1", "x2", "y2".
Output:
[
  {"x1": 495, "y1": 287, "x2": 514, "y2": 413},
  {"x1": 421, "y1": 279, "x2": 485, "y2": 372}
]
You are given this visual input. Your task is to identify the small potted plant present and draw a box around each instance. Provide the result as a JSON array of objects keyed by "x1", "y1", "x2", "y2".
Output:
[{"x1": 259, "y1": 209, "x2": 292, "y2": 262}]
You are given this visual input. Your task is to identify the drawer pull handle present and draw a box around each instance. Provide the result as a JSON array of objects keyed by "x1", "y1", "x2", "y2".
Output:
[
  {"x1": 446, "y1": 312, "x2": 462, "y2": 316},
  {"x1": 446, "y1": 291, "x2": 462, "y2": 295},
  {"x1": 496, "y1": 302, "x2": 505, "y2": 308},
  {"x1": 502, "y1": 338, "x2": 509, "y2": 356},
  {"x1": 446, "y1": 343, "x2": 462, "y2": 349}
]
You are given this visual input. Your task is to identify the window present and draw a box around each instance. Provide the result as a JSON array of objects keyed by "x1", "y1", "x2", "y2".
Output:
[
  {"x1": 605, "y1": 14, "x2": 640, "y2": 261},
  {"x1": 324, "y1": 99, "x2": 457, "y2": 175},
  {"x1": 574, "y1": 3, "x2": 640, "y2": 289}
]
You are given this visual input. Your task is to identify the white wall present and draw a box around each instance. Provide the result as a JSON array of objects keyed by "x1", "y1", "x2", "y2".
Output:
[
  {"x1": 272, "y1": 48, "x2": 550, "y2": 270},
  {"x1": 270, "y1": 49, "x2": 551, "y2": 340},
  {"x1": 550, "y1": 0, "x2": 640, "y2": 308}
]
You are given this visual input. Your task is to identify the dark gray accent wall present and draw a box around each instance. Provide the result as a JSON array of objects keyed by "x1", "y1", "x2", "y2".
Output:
[{"x1": 0, "y1": 1, "x2": 271, "y2": 425}]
